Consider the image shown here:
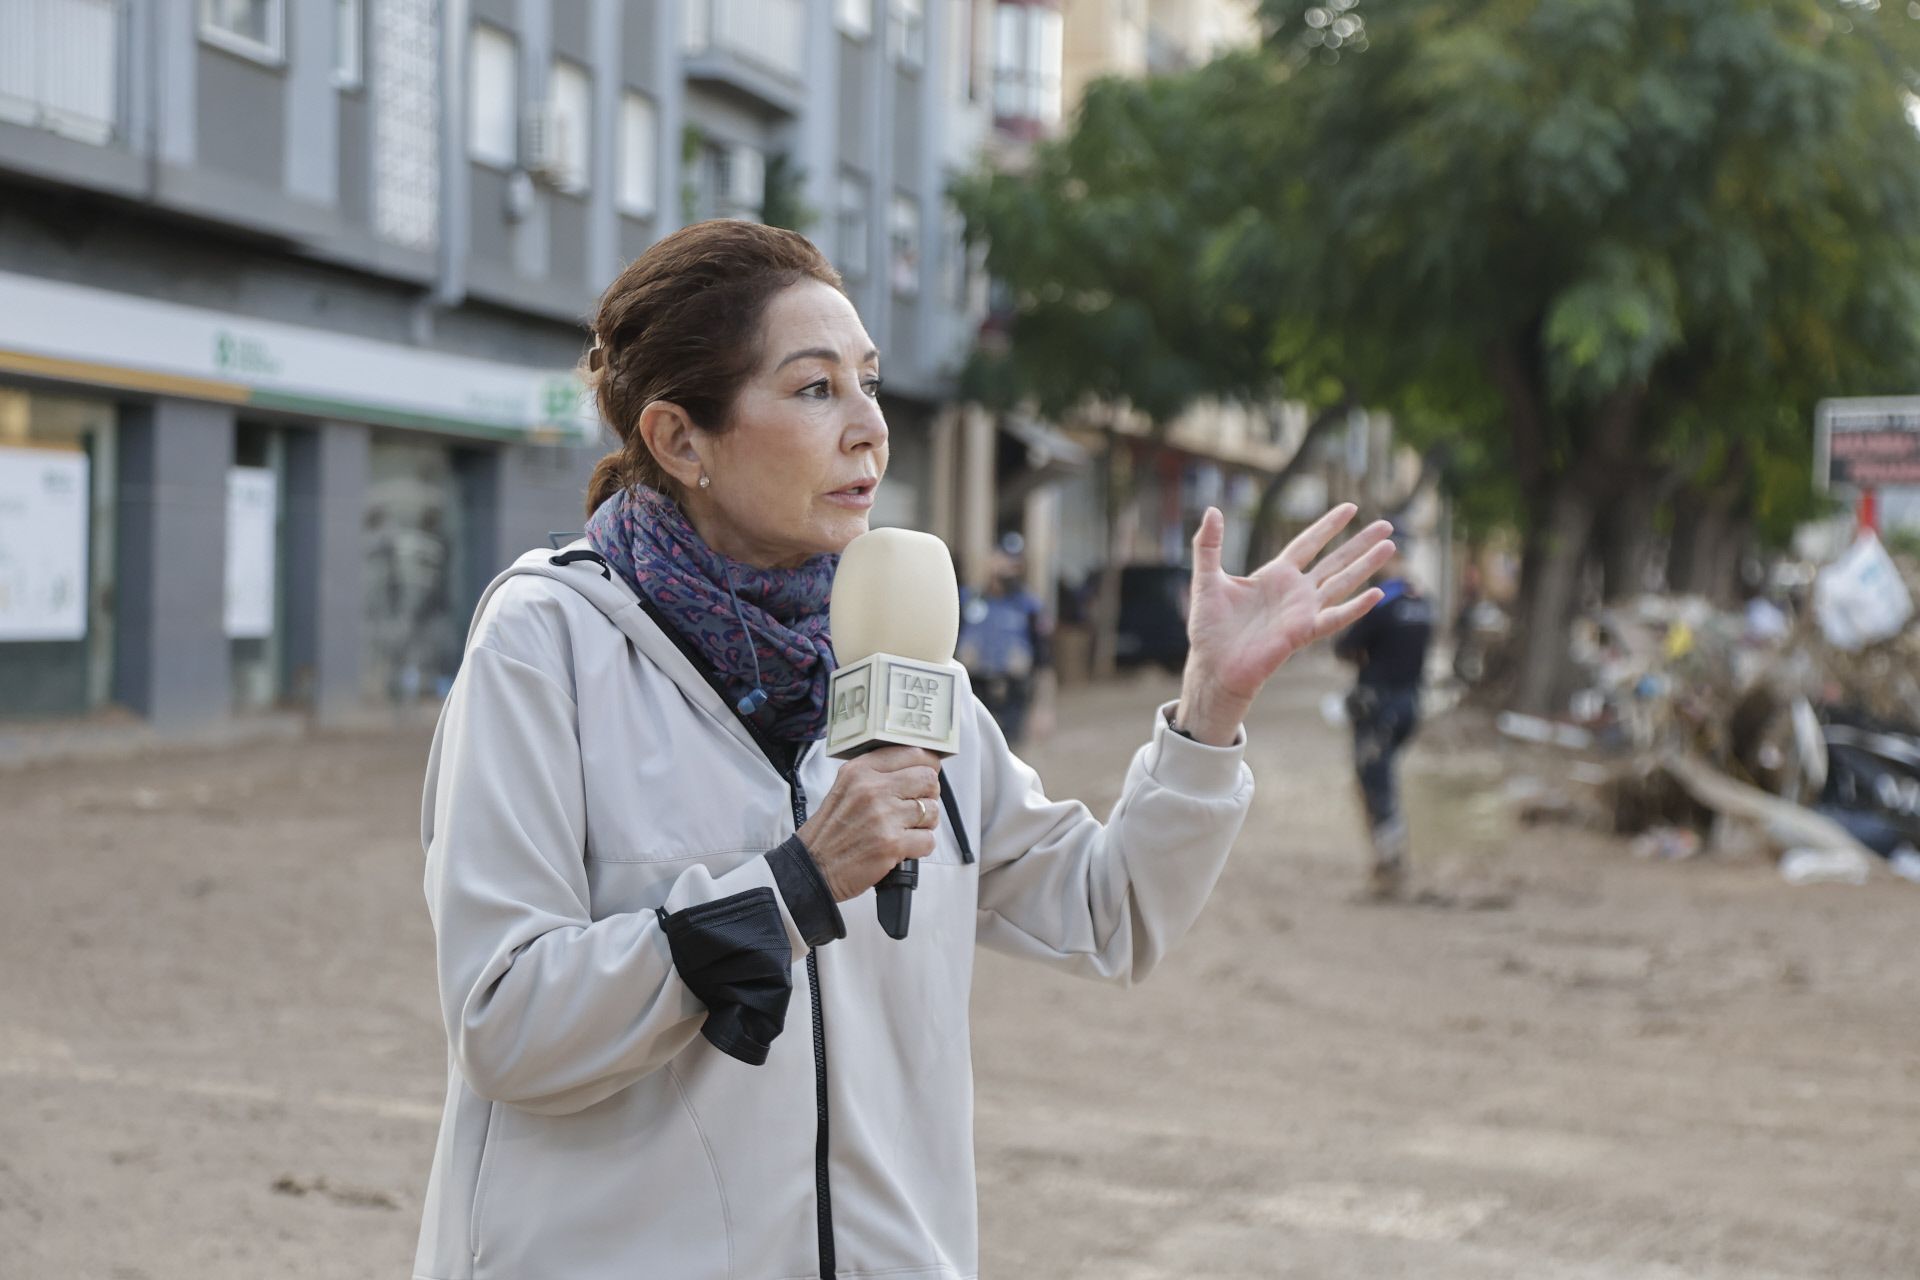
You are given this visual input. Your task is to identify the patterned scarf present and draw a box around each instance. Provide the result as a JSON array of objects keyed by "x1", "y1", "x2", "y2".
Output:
[{"x1": 586, "y1": 485, "x2": 838, "y2": 742}]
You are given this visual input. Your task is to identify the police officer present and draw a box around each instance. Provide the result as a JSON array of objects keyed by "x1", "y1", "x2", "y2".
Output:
[
  {"x1": 956, "y1": 533, "x2": 1052, "y2": 749},
  {"x1": 1333, "y1": 528, "x2": 1433, "y2": 898}
]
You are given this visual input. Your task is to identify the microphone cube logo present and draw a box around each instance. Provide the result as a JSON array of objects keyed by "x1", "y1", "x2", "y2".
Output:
[
  {"x1": 826, "y1": 655, "x2": 961, "y2": 757},
  {"x1": 885, "y1": 666, "x2": 954, "y2": 739}
]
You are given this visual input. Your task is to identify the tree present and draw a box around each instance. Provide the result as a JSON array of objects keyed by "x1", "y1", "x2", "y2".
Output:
[
  {"x1": 962, "y1": 0, "x2": 1920, "y2": 711},
  {"x1": 953, "y1": 58, "x2": 1407, "y2": 577},
  {"x1": 1257, "y1": 0, "x2": 1920, "y2": 709}
]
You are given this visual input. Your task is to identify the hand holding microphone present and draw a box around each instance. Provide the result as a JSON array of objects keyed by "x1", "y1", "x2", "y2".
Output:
[
  {"x1": 795, "y1": 746, "x2": 943, "y2": 902},
  {"x1": 814, "y1": 527, "x2": 965, "y2": 939}
]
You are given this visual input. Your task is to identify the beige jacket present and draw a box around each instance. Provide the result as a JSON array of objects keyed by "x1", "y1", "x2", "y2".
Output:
[{"x1": 413, "y1": 543, "x2": 1254, "y2": 1280}]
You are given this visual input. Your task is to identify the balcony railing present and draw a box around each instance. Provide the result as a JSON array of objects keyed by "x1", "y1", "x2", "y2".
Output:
[
  {"x1": 0, "y1": 0, "x2": 122, "y2": 146},
  {"x1": 684, "y1": 0, "x2": 804, "y2": 83}
]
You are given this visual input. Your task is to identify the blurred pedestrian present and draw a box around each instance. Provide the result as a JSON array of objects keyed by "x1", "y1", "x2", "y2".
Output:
[
  {"x1": 412, "y1": 220, "x2": 1394, "y2": 1280},
  {"x1": 1334, "y1": 526, "x2": 1434, "y2": 898},
  {"x1": 955, "y1": 532, "x2": 1052, "y2": 748}
]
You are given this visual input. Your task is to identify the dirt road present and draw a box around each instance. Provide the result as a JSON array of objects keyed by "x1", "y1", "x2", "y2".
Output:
[{"x1": 3, "y1": 655, "x2": 1915, "y2": 1278}]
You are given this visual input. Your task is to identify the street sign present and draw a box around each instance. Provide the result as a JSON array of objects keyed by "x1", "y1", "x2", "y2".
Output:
[{"x1": 1816, "y1": 398, "x2": 1920, "y2": 491}]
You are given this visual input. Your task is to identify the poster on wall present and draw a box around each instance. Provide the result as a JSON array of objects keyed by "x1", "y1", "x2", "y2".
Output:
[
  {"x1": 224, "y1": 466, "x2": 277, "y2": 640},
  {"x1": 0, "y1": 445, "x2": 89, "y2": 643}
]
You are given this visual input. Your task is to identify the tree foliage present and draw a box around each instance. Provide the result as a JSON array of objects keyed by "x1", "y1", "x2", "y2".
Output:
[{"x1": 959, "y1": 0, "x2": 1920, "y2": 709}]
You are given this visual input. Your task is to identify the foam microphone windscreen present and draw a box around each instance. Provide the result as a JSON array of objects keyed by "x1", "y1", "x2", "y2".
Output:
[{"x1": 829, "y1": 527, "x2": 960, "y2": 668}]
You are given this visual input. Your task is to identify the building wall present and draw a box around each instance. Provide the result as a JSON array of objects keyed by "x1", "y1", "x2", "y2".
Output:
[{"x1": 0, "y1": 0, "x2": 989, "y2": 730}]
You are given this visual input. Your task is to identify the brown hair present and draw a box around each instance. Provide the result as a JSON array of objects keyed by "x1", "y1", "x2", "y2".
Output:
[{"x1": 582, "y1": 220, "x2": 846, "y2": 515}]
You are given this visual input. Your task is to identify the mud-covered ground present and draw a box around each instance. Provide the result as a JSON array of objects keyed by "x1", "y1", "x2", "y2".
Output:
[{"x1": 3, "y1": 654, "x2": 1915, "y2": 1278}]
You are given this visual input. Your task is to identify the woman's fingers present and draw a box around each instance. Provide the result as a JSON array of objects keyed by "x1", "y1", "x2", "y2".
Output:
[
  {"x1": 1318, "y1": 538, "x2": 1397, "y2": 604},
  {"x1": 1191, "y1": 506, "x2": 1225, "y2": 578},
  {"x1": 1310, "y1": 520, "x2": 1394, "y2": 586},
  {"x1": 1264, "y1": 502, "x2": 1359, "y2": 576},
  {"x1": 1317, "y1": 587, "x2": 1385, "y2": 638}
]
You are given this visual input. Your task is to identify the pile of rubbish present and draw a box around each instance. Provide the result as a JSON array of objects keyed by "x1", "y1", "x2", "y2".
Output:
[{"x1": 1498, "y1": 531, "x2": 1920, "y2": 885}]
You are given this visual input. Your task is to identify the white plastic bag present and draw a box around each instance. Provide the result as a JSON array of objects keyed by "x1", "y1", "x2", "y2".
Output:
[{"x1": 1813, "y1": 532, "x2": 1913, "y2": 652}]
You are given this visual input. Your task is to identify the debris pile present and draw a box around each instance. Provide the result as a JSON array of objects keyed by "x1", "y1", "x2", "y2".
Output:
[{"x1": 1499, "y1": 533, "x2": 1920, "y2": 883}]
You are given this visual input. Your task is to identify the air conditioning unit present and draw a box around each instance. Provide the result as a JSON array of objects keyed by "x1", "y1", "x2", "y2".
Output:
[
  {"x1": 717, "y1": 144, "x2": 765, "y2": 212},
  {"x1": 521, "y1": 104, "x2": 569, "y2": 184}
]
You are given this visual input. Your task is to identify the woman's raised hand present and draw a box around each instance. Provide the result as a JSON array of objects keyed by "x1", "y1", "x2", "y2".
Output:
[
  {"x1": 1173, "y1": 504, "x2": 1395, "y2": 745},
  {"x1": 798, "y1": 746, "x2": 943, "y2": 901}
]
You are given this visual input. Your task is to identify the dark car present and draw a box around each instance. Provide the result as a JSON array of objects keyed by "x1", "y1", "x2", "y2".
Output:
[{"x1": 1113, "y1": 564, "x2": 1190, "y2": 674}]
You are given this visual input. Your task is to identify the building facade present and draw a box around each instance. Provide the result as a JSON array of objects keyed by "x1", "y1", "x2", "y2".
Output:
[{"x1": 0, "y1": 0, "x2": 990, "y2": 729}]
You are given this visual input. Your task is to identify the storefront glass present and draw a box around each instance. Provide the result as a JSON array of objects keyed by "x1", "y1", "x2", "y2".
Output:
[
  {"x1": 362, "y1": 433, "x2": 468, "y2": 703},
  {"x1": 0, "y1": 387, "x2": 117, "y2": 719}
]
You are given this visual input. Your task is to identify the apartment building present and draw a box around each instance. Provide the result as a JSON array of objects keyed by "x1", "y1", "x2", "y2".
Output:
[{"x1": 0, "y1": 0, "x2": 991, "y2": 729}]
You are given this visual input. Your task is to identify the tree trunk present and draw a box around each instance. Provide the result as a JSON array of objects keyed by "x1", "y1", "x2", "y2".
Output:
[
  {"x1": 1244, "y1": 399, "x2": 1353, "y2": 572},
  {"x1": 1089, "y1": 440, "x2": 1134, "y2": 679},
  {"x1": 1598, "y1": 483, "x2": 1656, "y2": 602},
  {"x1": 1513, "y1": 484, "x2": 1598, "y2": 716},
  {"x1": 1669, "y1": 495, "x2": 1743, "y2": 601}
]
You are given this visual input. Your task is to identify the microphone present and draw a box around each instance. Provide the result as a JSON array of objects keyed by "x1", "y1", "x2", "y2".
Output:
[{"x1": 826, "y1": 528, "x2": 964, "y2": 940}]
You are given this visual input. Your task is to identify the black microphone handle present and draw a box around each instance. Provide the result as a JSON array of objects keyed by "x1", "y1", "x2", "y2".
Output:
[{"x1": 875, "y1": 859, "x2": 918, "y2": 940}]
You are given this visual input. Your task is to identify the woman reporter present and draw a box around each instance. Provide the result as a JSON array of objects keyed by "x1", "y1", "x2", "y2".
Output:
[{"x1": 412, "y1": 220, "x2": 1392, "y2": 1280}]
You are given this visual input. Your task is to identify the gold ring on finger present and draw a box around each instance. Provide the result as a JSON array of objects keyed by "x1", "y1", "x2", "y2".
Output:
[{"x1": 915, "y1": 797, "x2": 931, "y2": 827}]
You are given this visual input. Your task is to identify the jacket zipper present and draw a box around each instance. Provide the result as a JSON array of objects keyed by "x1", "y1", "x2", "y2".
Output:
[
  {"x1": 616, "y1": 587, "x2": 837, "y2": 1276},
  {"x1": 787, "y1": 768, "x2": 836, "y2": 1278}
]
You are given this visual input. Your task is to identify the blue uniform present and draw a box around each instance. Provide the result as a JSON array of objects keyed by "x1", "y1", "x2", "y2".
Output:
[{"x1": 1333, "y1": 579, "x2": 1433, "y2": 886}]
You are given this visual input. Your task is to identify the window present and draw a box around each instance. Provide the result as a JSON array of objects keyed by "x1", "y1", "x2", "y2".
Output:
[
  {"x1": 838, "y1": 0, "x2": 873, "y2": 38},
  {"x1": 838, "y1": 173, "x2": 870, "y2": 278},
  {"x1": 200, "y1": 0, "x2": 284, "y2": 63},
  {"x1": 619, "y1": 92, "x2": 657, "y2": 215},
  {"x1": 0, "y1": 0, "x2": 121, "y2": 144},
  {"x1": 994, "y1": 4, "x2": 1063, "y2": 127},
  {"x1": 890, "y1": 192, "x2": 920, "y2": 296},
  {"x1": 891, "y1": 0, "x2": 925, "y2": 68},
  {"x1": 547, "y1": 60, "x2": 592, "y2": 193},
  {"x1": 468, "y1": 25, "x2": 517, "y2": 167},
  {"x1": 333, "y1": 0, "x2": 362, "y2": 89},
  {"x1": 713, "y1": 143, "x2": 765, "y2": 220}
]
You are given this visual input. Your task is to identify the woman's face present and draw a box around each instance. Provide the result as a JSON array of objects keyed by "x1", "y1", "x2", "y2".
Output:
[{"x1": 687, "y1": 281, "x2": 888, "y2": 569}]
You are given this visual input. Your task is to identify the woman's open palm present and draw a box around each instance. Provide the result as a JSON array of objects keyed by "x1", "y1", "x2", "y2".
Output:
[{"x1": 1186, "y1": 504, "x2": 1396, "y2": 702}]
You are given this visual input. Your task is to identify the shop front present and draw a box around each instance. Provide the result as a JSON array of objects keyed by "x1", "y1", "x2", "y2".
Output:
[{"x1": 0, "y1": 271, "x2": 598, "y2": 729}]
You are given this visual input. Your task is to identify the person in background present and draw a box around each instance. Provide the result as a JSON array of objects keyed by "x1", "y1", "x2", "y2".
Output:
[
  {"x1": 1334, "y1": 527, "x2": 1434, "y2": 898},
  {"x1": 956, "y1": 532, "x2": 1052, "y2": 749}
]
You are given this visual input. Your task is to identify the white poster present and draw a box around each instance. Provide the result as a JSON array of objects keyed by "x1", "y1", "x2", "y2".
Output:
[
  {"x1": 0, "y1": 445, "x2": 89, "y2": 642},
  {"x1": 224, "y1": 466, "x2": 277, "y2": 640}
]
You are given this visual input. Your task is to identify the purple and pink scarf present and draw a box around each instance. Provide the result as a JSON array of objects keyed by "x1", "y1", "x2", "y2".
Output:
[{"x1": 586, "y1": 484, "x2": 837, "y2": 741}]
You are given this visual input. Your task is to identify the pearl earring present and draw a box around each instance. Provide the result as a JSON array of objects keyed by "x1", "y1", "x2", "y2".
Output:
[{"x1": 698, "y1": 474, "x2": 710, "y2": 490}]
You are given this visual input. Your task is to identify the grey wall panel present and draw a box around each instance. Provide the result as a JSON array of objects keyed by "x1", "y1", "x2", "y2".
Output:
[
  {"x1": 553, "y1": 0, "x2": 592, "y2": 63},
  {"x1": 471, "y1": 0, "x2": 515, "y2": 30},
  {"x1": 157, "y1": 0, "x2": 198, "y2": 164},
  {"x1": 284, "y1": 421, "x2": 370, "y2": 719},
  {"x1": 892, "y1": 69, "x2": 923, "y2": 183},
  {"x1": 623, "y1": 0, "x2": 660, "y2": 92},
  {"x1": 196, "y1": 48, "x2": 287, "y2": 190},
  {"x1": 113, "y1": 398, "x2": 233, "y2": 728},
  {"x1": 889, "y1": 293, "x2": 920, "y2": 373},
  {"x1": 683, "y1": 88, "x2": 771, "y2": 150},
  {"x1": 468, "y1": 165, "x2": 515, "y2": 272},
  {"x1": 338, "y1": 91, "x2": 372, "y2": 228},
  {"x1": 548, "y1": 195, "x2": 589, "y2": 300},
  {"x1": 283, "y1": 0, "x2": 338, "y2": 203},
  {"x1": 838, "y1": 37, "x2": 869, "y2": 159},
  {"x1": 0, "y1": 199, "x2": 580, "y2": 364},
  {"x1": 620, "y1": 216, "x2": 657, "y2": 266}
]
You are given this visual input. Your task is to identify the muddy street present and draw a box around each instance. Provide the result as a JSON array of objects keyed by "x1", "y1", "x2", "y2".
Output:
[{"x1": 3, "y1": 655, "x2": 1915, "y2": 1278}]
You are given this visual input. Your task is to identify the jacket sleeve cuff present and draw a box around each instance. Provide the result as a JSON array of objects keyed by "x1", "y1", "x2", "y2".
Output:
[
  {"x1": 766, "y1": 834, "x2": 846, "y2": 948},
  {"x1": 1147, "y1": 700, "x2": 1247, "y2": 795}
]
